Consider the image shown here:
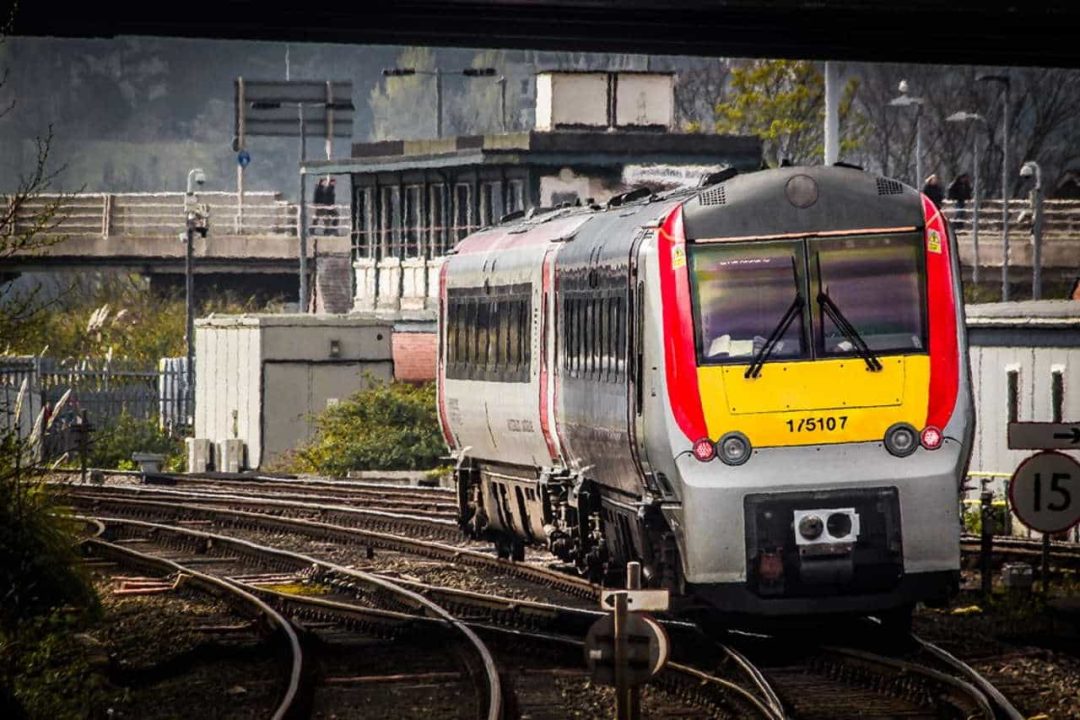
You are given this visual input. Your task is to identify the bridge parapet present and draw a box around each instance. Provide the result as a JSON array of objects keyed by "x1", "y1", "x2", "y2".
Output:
[{"x1": 7, "y1": 191, "x2": 350, "y2": 240}]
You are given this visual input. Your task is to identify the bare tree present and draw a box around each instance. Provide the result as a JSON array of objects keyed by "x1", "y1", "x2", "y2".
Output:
[{"x1": 673, "y1": 60, "x2": 729, "y2": 132}]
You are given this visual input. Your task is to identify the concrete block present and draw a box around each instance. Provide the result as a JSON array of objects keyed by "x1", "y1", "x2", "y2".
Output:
[
  {"x1": 186, "y1": 437, "x2": 212, "y2": 473},
  {"x1": 221, "y1": 438, "x2": 246, "y2": 473},
  {"x1": 131, "y1": 452, "x2": 165, "y2": 474}
]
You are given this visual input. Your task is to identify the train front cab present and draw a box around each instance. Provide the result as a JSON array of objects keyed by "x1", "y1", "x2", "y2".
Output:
[{"x1": 654, "y1": 174, "x2": 974, "y2": 622}]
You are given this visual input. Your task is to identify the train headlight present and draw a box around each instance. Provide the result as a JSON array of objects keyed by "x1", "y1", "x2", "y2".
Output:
[
  {"x1": 692, "y1": 438, "x2": 716, "y2": 462},
  {"x1": 716, "y1": 431, "x2": 752, "y2": 466},
  {"x1": 920, "y1": 426, "x2": 943, "y2": 450},
  {"x1": 884, "y1": 422, "x2": 919, "y2": 457},
  {"x1": 798, "y1": 514, "x2": 824, "y2": 540}
]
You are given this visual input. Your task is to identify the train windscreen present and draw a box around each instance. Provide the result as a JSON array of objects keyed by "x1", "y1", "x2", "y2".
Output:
[
  {"x1": 811, "y1": 233, "x2": 927, "y2": 356},
  {"x1": 689, "y1": 232, "x2": 928, "y2": 366},
  {"x1": 689, "y1": 240, "x2": 809, "y2": 363}
]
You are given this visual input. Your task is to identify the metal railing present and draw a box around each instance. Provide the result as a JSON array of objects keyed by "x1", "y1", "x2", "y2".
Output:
[{"x1": 6, "y1": 192, "x2": 349, "y2": 239}]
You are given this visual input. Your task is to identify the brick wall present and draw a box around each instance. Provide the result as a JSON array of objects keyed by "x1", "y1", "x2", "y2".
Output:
[{"x1": 392, "y1": 331, "x2": 436, "y2": 382}]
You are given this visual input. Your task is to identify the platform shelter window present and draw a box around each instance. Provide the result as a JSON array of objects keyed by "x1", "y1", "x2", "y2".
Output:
[
  {"x1": 429, "y1": 184, "x2": 447, "y2": 256},
  {"x1": 380, "y1": 186, "x2": 402, "y2": 257},
  {"x1": 446, "y1": 284, "x2": 532, "y2": 382},
  {"x1": 454, "y1": 183, "x2": 474, "y2": 241},
  {"x1": 352, "y1": 187, "x2": 374, "y2": 259},
  {"x1": 507, "y1": 179, "x2": 525, "y2": 214},
  {"x1": 404, "y1": 185, "x2": 424, "y2": 258},
  {"x1": 480, "y1": 181, "x2": 504, "y2": 227}
]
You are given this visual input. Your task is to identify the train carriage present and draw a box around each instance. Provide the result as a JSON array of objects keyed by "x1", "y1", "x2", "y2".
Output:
[{"x1": 438, "y1": 165, "x2": 974, "y2": 623}]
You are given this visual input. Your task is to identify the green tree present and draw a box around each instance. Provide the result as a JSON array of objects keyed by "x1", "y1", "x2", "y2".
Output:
[{"x1": 714, "y1": 59, "x2": 866, "y2": 167}]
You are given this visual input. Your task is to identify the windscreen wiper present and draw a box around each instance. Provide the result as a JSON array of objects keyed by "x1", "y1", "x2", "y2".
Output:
[
  {"x1": 744, "y1": 295, "x2": 804, "y2": 379},
  {"x1": 818, "y1": 289, "x2": 883, "y2": 372}
]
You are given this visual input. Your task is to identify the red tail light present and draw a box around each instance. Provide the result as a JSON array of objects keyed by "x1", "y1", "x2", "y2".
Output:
[
  {"x1": 692, "y1": 438, "x2": 716, "y2": 462},
  {"x1": 920, "y1": 426, "x2": 943, "y2": 450}
]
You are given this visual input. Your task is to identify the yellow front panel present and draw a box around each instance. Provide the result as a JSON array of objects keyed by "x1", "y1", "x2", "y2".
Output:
[{"x1": 697, "y1": 356, "x2": 930, "y2": 447}]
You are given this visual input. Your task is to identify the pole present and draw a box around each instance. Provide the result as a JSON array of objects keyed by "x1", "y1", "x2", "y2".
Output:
[
  {"x1": 1031, "y1": 167, "x2": 1043, "y2": 300},
  {"x1": 499, "y1": 76, "x2": 507, "y2": 132},
  {"x1": 298, "y1": 104, "x2": 309, "y2": 313},
  {"x1": 915, "y1": 107, "x2": 923, "y2": 191},
  {"x1": 625, "y1": 562, "x2": 642, "y2": 720},
  {"x1": 972, "y1": 133, "x2": 981, "y2": 284},
  {"x1": 237, "y1": 164, "x2": 244, "y2": 234},
  {"x1": 823, "y1": 61, "x2": 840, "y2": 166},
  {"x1": 1001, "y1": 84, "x2": 1010, "y2": 302},
  {"x1": 435, "y1": 69, "x2": 443, "y2": 139},
  {"x1": 1041, "y1": 533, "x2": 1051, "y2": 595},
  {"x1": 236, "y1": 77, "x2": 245, "y2": 234},
  {"x1": 185, "y1": 222, "x2": 194, "y2": 417},
  {"x1": 980, "y1": 487, "x2": 993, "y2": 597}
]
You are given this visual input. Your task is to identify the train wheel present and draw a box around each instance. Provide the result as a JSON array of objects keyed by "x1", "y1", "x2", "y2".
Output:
[{"x1": 510, "y1": 539, "x2": 525, "y2": 562}]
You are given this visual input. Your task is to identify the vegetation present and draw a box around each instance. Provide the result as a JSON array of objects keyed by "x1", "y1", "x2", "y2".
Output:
[
  {"x1": 292, "y1": 380, "x2": 447, "y2": 476},
  {"x1": 88, "y1": 411, "x2": 186, "y2": 471},
  {"x1": 714, "y1": 59, "x2": 867, "y2": 167},
  {"x1": 1, "y1": 274, "x2": 281, "y2": 365}
]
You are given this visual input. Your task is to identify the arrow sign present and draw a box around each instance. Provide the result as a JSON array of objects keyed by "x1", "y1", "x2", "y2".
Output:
[
  {"x1": 1008, "y1": 422, "x2": 1080, "y2": 450},
  {"x1": 600, "y1": 589, "x2": 670, "y2": 612}
]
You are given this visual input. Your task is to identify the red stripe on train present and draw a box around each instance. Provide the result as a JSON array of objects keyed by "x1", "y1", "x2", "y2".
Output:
[
  {"x1": 436, "y1": 260, "x2": 457, "y2": 449},
  {"x1": 539, "y1": 248, "x2": 561, "y2": 461},
  {"x1": 658, "y1": 205, "x2": 708, "y2": 442},
  {"x1": 923, "y1": 196, "x2": 960, "y2": 430}
]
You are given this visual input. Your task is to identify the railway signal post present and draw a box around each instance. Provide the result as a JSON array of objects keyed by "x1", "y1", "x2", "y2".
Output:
[
  {"x1": 1007, "y1": 423, "x2": 1080, "y2": 593},
  {"x1": 585, "y1": 562, "x2": 670, "y2": 720}
]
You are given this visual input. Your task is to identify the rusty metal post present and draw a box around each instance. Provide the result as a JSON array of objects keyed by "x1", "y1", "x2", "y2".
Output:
[
  {"x1": 78, "y1": 410, "x2": 89, "y2": 485},
  {"x1": 613, "y1": 591, "x2": 629, "y2": 720},
  {"x1": 1041, "y1": 533, "x2": 1051, "y2": 595},
  {"x1": 980, "y1": 487, "x2": 994, "y2": 596},
  {"x1": 625, "y1": 562, "x2": 641, "y2": 720}
]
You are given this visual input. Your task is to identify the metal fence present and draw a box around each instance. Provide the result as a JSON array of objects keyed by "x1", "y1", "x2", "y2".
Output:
[{"x1": 6, "y1": 191, "x2": 349, "y2": 239}]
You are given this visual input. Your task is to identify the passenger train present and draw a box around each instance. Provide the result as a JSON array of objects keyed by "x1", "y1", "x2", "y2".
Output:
[{"x1": 436, "y1": 165, "x2": 974, "y2": 623}]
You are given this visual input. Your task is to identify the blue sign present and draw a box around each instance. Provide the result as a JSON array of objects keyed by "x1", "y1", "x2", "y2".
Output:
[{"x1": 237, "y1": 150, "x2": 251, "y2": 168}]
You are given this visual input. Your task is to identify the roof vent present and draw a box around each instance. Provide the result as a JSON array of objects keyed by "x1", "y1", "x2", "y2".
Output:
[
  {"x1": 698, "y1": 185, "x2": 727, "y2": 207},
  {"x1": 876, "y1": 177, "x2": 904, "y2": 196}
]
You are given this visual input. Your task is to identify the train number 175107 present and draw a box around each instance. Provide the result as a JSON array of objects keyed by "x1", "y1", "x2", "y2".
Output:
[{"x1": 785, "y1": 416, "x2": 848, "y2": 433}]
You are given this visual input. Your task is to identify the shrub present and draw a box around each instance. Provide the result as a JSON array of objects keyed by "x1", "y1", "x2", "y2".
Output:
[
  {"x1": 292, "y1": 381, "x2": 447, "y2": 476},
  {"x1": 88, "y1": 412, "x2": 185, "y2": 471},
  {"x1": 0, "y1": 437, "x2": 98, "y2": 629}
]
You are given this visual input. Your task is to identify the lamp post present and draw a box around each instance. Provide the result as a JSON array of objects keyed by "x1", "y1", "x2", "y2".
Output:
[
  {"x1": 946, "y1": 111, "x2": 987, "y2": 284},
  {"x1": 184, "y1": 168, "x2": 207, "y2": 425},
  {"x1": 1020, "y1": 160, "x2": 1044, "y2": 300},
  {"x1": 977, "y1": 73, "x2": 1011, "y2": 301},
  {"x1": 382, "y1": 67, "x2": 500, "y2": 138},
  {"x1": 889, "y1": 80, "x2": 925, "y2": 189}
]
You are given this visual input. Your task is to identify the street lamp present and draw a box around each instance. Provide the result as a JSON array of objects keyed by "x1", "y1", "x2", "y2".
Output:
[
  {"x1": 184, "y1": 168, "x2": 208, "y2": 426},
  {"x1": 977, "y1": 73, "x2": 1011, "y2": 301},
  {"x1": 1020, "y1": 160, "x2": 1044, "y2": 300},
  {"x1": 946, "y1": 110, "x2": 987, "y2": 284},
  {"x1": 382, "y1": 67, "x2": 499, "y2": 138},
  {"x1": 889, "y1": 80, "x2": 925, "y2": 189}
]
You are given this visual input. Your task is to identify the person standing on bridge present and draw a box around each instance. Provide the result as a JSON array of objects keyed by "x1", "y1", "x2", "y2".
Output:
[
  {"x1": 313, "y1": 177, "x2": 331, "y2": 235},
  {"x1": 922, "y1": 174, "x2": 944, "y2": 208},
  {"x1": 327, "y1": 178, "x2": 338, "y2": 235},
  {"x1": 947, "y1": 173, "x2": 973, "y2": 229}
]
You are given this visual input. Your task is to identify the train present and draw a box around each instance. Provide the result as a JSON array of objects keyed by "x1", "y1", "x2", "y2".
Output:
[{"x1": 436, "y1": 164, "x2": 974, "y2": 626}]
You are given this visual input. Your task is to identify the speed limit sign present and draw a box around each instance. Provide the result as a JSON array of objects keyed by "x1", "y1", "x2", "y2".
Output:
[{"x1": 1008, "y1": 451, "x2": 1080, "y2": 534}]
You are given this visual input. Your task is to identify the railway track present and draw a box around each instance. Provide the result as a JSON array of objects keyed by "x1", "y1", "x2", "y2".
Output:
[
  {"x1": 82, "y1": 533, "x2": 304, "y2": 720},
  {"x1": 82, "y1": 516, "x2": 782, "y2": 719},
  {"x1": 961, "y1": 533, "x2": 1080, "y2": 571},
  {"x1": 727, "y1": 622, "x2": 1025, "y2": 720}
]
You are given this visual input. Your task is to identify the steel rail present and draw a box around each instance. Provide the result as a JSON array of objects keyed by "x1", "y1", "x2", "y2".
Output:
[
  {"x1": 90, "y1": 515, "x2": 503, "y2": 720},
  {"x1": 819, "y1": 645, "x2": 997, "y2": 719},
  {"x1": 912, "y1": 635, "x2": 1025, "y2": 720},
  {"x1": 68, "y1": 485, "x2": 460, "y2": 539},
  {"x1": 67, "y1": 494, "x2": 599, "y2": 599},
  {"x1": 81, "y1": 533, "x2": 305, "y2": 720}
]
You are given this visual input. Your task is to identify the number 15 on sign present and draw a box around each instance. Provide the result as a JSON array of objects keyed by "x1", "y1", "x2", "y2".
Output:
[{"x1": 1009, "y1": 451, "x2": 1080, "y2": 534}]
